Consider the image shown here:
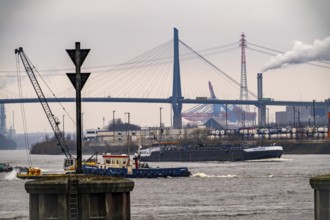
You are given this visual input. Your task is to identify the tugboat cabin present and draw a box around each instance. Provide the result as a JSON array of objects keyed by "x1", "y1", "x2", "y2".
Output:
[{"x1": 101, "y1": 154, "x2": 130, "y2": 169}]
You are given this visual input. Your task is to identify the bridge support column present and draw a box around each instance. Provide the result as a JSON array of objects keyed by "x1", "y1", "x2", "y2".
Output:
[
  {"x1": 258, "y1": 105, "x2": 266, "y2": 127},
  {"x1": 171, "y1": 28, "x2": 183, "y2": 129},
  {"x1": 0, "y1": 104, "x2": 6, "y2": 134}
]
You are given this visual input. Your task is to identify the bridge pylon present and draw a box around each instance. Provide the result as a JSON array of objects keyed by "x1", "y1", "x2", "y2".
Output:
[{"x1": 171, "y1": 28, "x2": 183, "y2": 129}]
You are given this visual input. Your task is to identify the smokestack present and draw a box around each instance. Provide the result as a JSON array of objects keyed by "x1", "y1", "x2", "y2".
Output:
[
  {"x1": 257, "y1": 73, "x2": 266, "y2": 126},
  {"x1": 257, "y1": 73, "x2": 263, "y2": 100},
  {"x1": 262, "y1": 36, "x2": 330, "y2": 72}
]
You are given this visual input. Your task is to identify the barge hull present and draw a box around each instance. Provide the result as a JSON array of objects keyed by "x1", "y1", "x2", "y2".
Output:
[{"x1": 140, "y1": 148, "x2": 283, "y2": 162}]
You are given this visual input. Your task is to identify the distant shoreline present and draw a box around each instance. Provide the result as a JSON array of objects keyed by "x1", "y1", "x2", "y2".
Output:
[
  {"x1": 26, "y1": 139, "x2": 330, "y2": 155},
  {"x1": 0, "y1": 134, "x2": 17, "y2": 150},
  {"x1": 281, "y1": 140, "x2": 330, "y2": 154}
]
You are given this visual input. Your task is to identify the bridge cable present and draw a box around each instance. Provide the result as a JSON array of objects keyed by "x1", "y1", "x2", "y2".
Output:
[
  {"x1": 180, "y1": 40, "x2": 258, "y2": 99},
  {"x1": 84, "y1": 40, "x2": 173, "y2": 97},
  {"x1": 181, "y1": 41, "x2": 242, "y2": 99},
  {"x1": 87, "y1": 40, "x2": 174, "y2": 98},
  {"x1": 179, "y1": 42, "x2": 238, "y2": 99},
  {"x1": 56, "y1": 40, "x2": 173, "y2": 97}
]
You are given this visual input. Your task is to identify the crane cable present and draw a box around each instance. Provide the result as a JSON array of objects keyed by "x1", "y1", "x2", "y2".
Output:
[
  {"x1": 24, "y1": 55, "x2": 76, "y2": 126},
  {"x1": 15, "y1": 54, "x2": 33, "y2": 168},
  {"x1": 23, "y1": 51, "x2": 88, "y2": 142}
]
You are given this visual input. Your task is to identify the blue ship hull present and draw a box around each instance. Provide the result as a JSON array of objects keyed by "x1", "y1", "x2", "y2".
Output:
[{"x1": 82, "y1": 165, "x2": 191, "y2": 178}]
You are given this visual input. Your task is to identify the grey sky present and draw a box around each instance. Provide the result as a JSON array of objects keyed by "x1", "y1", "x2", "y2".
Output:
[{"x1": 0, "y1": 0, "x2": 329, "y2": 133}]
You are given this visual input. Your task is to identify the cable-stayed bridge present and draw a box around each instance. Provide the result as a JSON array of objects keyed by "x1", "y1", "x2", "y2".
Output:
[{"x1": 0, "y1": 28, "x2": 329, "y2": 131}]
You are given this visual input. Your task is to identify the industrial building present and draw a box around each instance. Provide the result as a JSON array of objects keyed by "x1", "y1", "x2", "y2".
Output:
[{"x1": 276, "y1": 105, "x2": 330, "y2": 127}]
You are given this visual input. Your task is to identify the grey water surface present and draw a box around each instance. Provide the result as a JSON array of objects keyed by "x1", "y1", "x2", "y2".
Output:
[{"x1": 1, "y1": 150, "x2": 329, "y2": 219}]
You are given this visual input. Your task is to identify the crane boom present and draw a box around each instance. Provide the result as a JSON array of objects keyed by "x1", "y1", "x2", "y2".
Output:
[{"x1": 15, "y1": 47, "x2": 72, "y2": 159}]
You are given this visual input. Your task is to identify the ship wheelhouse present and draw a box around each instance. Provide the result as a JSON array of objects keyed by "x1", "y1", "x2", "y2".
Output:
[{"x1": 102, "y1": 154, "x2": 130, "y2": 168}]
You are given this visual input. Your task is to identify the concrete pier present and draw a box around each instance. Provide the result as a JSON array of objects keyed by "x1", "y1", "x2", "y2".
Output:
[
  {"x1": 25, "y1": 175, "x2": 134, "y2": 220},
  {"x1": 310, "y1": 174, "x2": 330, "y2": 220}
]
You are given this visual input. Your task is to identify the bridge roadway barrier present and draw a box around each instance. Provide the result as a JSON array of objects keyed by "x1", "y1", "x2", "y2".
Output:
[
  {"x1": 25, "y1": 174, "x2": 134, "y2": 220},
  {"x1": 1, "y1": 97, "x2": 329, "y2": 107}
]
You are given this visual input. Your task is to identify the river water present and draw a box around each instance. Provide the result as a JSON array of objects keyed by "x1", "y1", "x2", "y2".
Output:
[{"x1": 0, "y1": 150, "x2": 329, "y2": 220}]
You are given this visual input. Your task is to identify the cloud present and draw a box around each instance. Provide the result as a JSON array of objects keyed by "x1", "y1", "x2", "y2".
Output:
[{"x1": 262, "y1": 36, "x2": 330, "y2": 72}]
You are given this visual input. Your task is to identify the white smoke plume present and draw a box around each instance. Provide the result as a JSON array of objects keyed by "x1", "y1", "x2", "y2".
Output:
[{"x1": 262, "y1": 36, "x2": 330, "y2": 72}]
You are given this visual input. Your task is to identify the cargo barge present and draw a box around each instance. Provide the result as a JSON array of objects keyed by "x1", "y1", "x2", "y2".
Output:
[{"x1": 140, "y1": 142, "x2": 283, "y2": 162}]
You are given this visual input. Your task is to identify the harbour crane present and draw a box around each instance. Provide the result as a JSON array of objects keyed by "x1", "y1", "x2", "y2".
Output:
[
  {"x1": 15, "y1": 47, "x2": 76, "y2": 171},
  {"x1": 182, "y1": 81, "x2": 256, "y2": 123}
]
